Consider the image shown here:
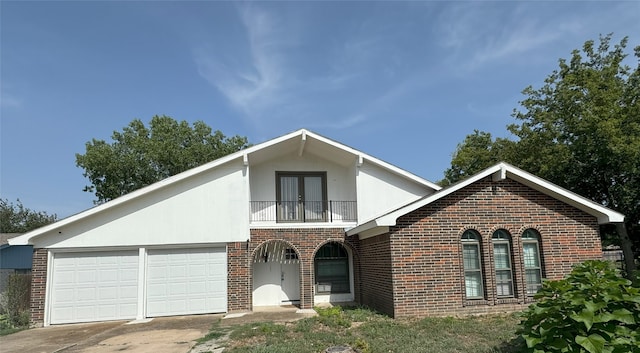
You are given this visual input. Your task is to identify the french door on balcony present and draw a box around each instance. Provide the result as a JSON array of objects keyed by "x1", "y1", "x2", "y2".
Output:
[{"x1": 276, "y1": 172, "x2": 327, "y2": 222}]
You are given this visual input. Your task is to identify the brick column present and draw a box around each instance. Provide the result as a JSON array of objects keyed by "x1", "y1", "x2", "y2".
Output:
[
  {"x1": 30, "y1": 248, "x2": 47, "y2": 326},
  {"x1": 227, "y1": 242, "x2": 251, "y2": 312}
]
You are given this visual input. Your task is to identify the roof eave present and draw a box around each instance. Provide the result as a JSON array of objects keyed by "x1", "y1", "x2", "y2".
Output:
[
  {"x1": 503, "y1": 164, "x2": 625, "y2": 225},
  {"x1": 359, "y1": 162, "x2": 625, "y2": 233}
]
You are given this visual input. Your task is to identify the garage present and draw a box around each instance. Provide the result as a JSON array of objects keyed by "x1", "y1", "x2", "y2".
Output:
[
  {"x1": 146, "y1": 247, "x2": 227, "y2": 317},
  {"x1": 50, "y1": 251, "x2": 139, "y2": 324}
]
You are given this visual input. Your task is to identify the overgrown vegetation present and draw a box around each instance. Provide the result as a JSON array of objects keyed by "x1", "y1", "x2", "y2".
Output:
[
  {"x1": 204, "y1": 306, "x2": 523, "y2": 353},
  {"x1": 0, "y1": 273, "x2": 31, "y2": 335},
  {"x1": 519, "y1": 260, "x2": 640, "y2": 353},
  {"x1": 0, "y1": 198, "x2": 57, "y2": 233}
]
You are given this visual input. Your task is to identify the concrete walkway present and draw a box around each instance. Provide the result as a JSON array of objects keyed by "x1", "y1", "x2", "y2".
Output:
[
  {"x1": 220, "y1": 305, "x2": 316, "y2": 327},
  {"x1": 191, "y1": 306, "x2": 317, "y2": 353},
  {"x1": 0, "y1": 308, "x2": 317, "y2": 353}
]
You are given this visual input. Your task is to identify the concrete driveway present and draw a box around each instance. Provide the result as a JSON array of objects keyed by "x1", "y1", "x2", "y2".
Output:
[{"x1": 1, "y1": 314, "x2": 220, "y2": 353}]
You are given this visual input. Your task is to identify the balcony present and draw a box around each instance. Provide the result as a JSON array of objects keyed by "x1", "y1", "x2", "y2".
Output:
[{"x1": 250, "y1": 201, "x2": 357, "y2": 223}]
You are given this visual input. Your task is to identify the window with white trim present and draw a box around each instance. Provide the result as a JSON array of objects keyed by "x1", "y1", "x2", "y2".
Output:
[
  {"x1": 462, "y1": 230, "x2": 484, "y2": 299},
  {"x1": 523, "y1": 229, "x2": 543, "y2": 295},
  {"x1": 492, "y1": 229, "x2": 514, "y2": 297}
]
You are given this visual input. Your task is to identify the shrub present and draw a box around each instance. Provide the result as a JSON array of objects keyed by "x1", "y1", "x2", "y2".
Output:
[
  {"x1": 3, "y1": 273, "x2": 31, "y2": 328},
  {"x1": 519, "y1": 260, "x2": 640, "y2": 353},
  {"x1": 314, "y1": 306, "x2": 351, "y2": 328}
]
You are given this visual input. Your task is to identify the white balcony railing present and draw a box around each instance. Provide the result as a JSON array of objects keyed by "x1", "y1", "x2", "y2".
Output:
[{"x1": 250, "y1": 201, "x2": 357, "y2": 223}]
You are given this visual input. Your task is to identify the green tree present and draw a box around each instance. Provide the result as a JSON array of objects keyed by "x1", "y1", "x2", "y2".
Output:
[
  {"x1": 442, "y1": 130, "x2": 515, "y2": 186},
  {"x1": 76, "y1": 115, "x2": 249, "y2": 203},
  {"x1": 0, "y1": 199, "x2": 57, "y2": 233},
  {"x1": 441, "y1": 34, "x2": 640, "y2": 274}
]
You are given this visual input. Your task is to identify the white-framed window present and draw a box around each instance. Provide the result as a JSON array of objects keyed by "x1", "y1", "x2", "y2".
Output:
[
  {"x1": 462, "y1": 230, "x2": 484, "y2": 299},
  {"x1": 523, "y1": 229, "x2": 543, "y2": 295},
  {"x1": 492, "y1": 229, "x2": 514, "y2": 297}
]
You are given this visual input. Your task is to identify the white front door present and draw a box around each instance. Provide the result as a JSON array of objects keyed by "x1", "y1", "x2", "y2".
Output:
[
  {"x1": 280, "y1": 262, "x2": 300, "y2": 304},
  {"x1": 252, "y1": 261, "x2": 300, "y2": 306},
  {"x1": 252, "y1": 261, "x2": 281, "y2": 306}
]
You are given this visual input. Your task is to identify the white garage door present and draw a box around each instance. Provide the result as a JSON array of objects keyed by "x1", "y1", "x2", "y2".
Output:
[
  {"x1": 146, "y1": 247, "x2": 227, "y2": 317},
  {"x1": 50, "y1": 251, "x2": 139, "y2": 324}
]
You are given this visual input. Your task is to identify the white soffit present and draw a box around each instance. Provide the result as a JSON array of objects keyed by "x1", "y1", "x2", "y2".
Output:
[
  {"x1": 9, "y1": 128, "x2": 439, "y2": 246},
  {"x1": 347, "y1": 162, "x2": 625, "y2": 237}
]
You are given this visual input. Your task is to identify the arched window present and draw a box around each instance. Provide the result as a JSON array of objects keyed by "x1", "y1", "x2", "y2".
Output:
[
  {"x1": 315, "y1": 242, "x2": 349, "y2": 294},
  {"x1": 523, "y1": 229, "x2": 543, "y2": 295},
  {"x1": 462, "y1": 230, "x2": 484, "y2": 299},
  {"x1": 492, "y1": 230, "x2": 514, "y2": 297}
]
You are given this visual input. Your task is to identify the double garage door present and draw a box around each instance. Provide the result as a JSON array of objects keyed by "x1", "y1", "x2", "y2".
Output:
[{"x1": 50, "y1": 248, "x2": 227, "y2": 324}]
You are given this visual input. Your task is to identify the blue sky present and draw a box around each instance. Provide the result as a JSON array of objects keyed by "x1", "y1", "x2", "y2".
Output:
[{"x1": 1, "y1": 1, "x2": 639, "y2": 219}]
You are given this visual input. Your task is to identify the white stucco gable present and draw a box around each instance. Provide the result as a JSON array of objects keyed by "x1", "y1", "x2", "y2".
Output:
[{"x1": 10, "y1": 129, "x2": 440, "y2": 248}]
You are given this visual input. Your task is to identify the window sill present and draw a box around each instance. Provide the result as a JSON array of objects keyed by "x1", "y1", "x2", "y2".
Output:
[
  {"x1": 463, "y1": 299, "x2": 489, "y2": 306},
  {"x1": 496, "y1": 297, "x2": 520, "y2": 305}
]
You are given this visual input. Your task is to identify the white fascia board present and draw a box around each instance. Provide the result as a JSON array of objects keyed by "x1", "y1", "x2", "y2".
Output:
[
  {"x1": 352, "y1": 162, "x2": 625, "y2": 236},
  {"x1": 345, "y1": 220, "x2": 381, "y2": 237},
  {"x1": 305, "y1": 131, "x2": 441, "y2": 191},
  {"x1": 8, "y1": 130, "x2": 311, "y2": 246},
  {"x1": 503, "y1": 164, "x2": 625, "y2": 224},
  {"x1": 9, "y1": 156, "x2": 245, "y2": 246},
  {"x1": 374, "y1": 164, "x2": 504, "y2": 227},
  {"x1": 9, "y1": 128, "x2": 442, "y2": 246},
  {"x1": 255, "y1": 129, "x2": 439, "y2": 191}
]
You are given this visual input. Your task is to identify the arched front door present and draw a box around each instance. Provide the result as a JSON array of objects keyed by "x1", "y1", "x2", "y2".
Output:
[{"x1": 252, "y1": 241, "x2": 301, "y2": 307}]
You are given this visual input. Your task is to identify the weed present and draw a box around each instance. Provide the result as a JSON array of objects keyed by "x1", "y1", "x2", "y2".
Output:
[
  {"x1": 208, "y1": 308, "x2": 523, "y2": 353},
  {"x1": 354, "y1": 337, "x2": 371, "y2": 353},
  {"x1": 314, "y1": 306, "x2": 351, "y2": 328}
]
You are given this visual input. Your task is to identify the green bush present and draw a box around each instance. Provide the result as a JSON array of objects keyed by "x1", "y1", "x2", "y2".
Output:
[
  {"x1": 3, "y1": 273, "x2": 31, "y2": 328},
  {"x1": 314, "y1": 306, "x2": 351, "y2": 328},
  {"x1": 519, "y1": 260, "x2": 640, "y2": 353}
]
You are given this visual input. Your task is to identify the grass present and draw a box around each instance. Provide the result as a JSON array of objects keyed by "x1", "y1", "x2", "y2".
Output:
[
  {"x1": 201, "y1": 306, "x2": 525, "y2": 353},
  {"x1": 196, "y1": 319, "x2": 230, "y2": 343},
  {"x1": 0, "y1": 313, "x2": 28, "y2": 337},
  {"x1": 0, "y1": 327, "x2": 25, "y2": 336}
]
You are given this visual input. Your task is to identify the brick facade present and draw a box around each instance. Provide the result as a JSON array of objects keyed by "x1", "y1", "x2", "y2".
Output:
[
  {"x1": 386, "y1": 177, "x2": 602, "y2": 318},
  {"x1": 357, "y1": 233, "x2": 394, "y2": 316},
  {"x1": 237, "y1": 228, "x2": 360, "y2": 310},
  {"x1": 28, "y1": 177, "x2": 607, "y2": 324},
  {"x1": 227, "y1": 241, "x2": 251, "y2": 312},
  {"x1": 30, "y1": 248, "x2": 47, "y2": 326}
]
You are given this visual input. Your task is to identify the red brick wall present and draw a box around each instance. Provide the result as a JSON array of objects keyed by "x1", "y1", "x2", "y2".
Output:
[
  {"x1": 388, "y1": 177, "x2": 602, "y2": 318},
  {"x1": 30, "y1": 248, "x2": 47, "y2": 326},
  {"x1": 244, "y1": 228, "x2": 359, "y2": 310},
  {"x1": 227, "y1": 241, "x2": 251, "y2": 312},
  {"x1": 358, "y1": 233, "x2": 395, "y2": 316}
]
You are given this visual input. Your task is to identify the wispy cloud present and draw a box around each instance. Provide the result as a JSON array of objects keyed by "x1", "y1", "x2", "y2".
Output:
[
  {"x1": 191, "y1": 4, "x2": 404, "y2": 132},
  {"x1": 434, "y1": 3, "x2": 585, "y2": 72},
  {"x1": 193, "y1": 4, "x2": 289, "y2": 122}
]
